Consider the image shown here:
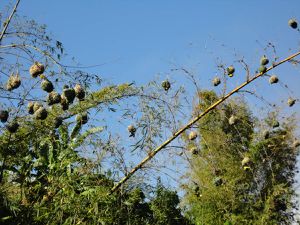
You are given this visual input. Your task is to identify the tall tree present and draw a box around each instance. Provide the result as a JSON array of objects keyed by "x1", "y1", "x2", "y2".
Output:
[{"x1": 183, "y1": 90, "x2": 299, "y2": 225}]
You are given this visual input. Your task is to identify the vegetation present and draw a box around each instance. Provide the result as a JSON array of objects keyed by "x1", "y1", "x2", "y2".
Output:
[{"x1": 1, "y1": 1, "x2": 300, "y2": 224}]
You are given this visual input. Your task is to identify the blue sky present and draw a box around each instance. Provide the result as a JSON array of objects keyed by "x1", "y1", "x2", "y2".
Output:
[{"x1": 1, "y1": 0, "x2": 300, "y2": 211}]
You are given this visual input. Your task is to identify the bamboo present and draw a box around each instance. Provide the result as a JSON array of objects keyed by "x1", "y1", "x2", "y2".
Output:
[{"x1": 109, "y1": 51, "x2": 300, "y2": 194}]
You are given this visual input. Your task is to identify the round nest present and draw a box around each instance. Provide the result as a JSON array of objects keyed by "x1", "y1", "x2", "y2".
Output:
[
  {"x1": 272, "y1": 120, "x2": 280, "y2": 128},
  {"x1": 6, "y1": 74, "x2": 21, "y2": 91},
  {"x1": 190, "y1": 147, "x2": 199, "y2": 155},
  {"x1": 288, "y1": 19, "x2": 298, "y2": 29},
  {"x1": 0, "y1": 110, "x2": 9, "y2": 123},
  {"x1": 227, "y1": 66, "x2": 235, "y2": 76},
  {"x1": 241, "y1": 156, "x2": 251, "y2": 167},
  {"x1": 293, "y1": 140, "x2": 300, "y2": 148},
  {"x1": 34, "y1": 107, "x2": 48, "y2": 120},
  {"x1": 6, "y1": 121, "x2": 19, "y2": 133},
  {"x1": 260, "y1": 56, "x2": 269, "y2": 66},
  {"x1": 60, "y1": 96, "x2": 69, "y2": 111},
  {"x1": 228, "y1": 115, "x2": 237, "y2": 125},
  {"x1": 76, "y1": 113, "x2": 88, "y2": 125},
  {"x1": 47, "y1": 91, "x2": 61, "y2": 106},
  {"x1": 33, "y1": 102, "x2": 43, "y2": 113},
  {"x1": 188, "y1": 131, "x2": 197, "y2": 141},
  {"x1": 41, "y1": 79, "x2": 54, "y2": 93},
  {"x1": 74, "y1": 84, "x2": 85, "y2": 100},
  {"x1": 212, "y1": 77, "x2": 221, "y2": 87},
  {"x1": 62, "y1": 87, "x2": 76, "y2": 104},
  {"x1": 287, "y1": 98, "x2": 296, "y2": 107},
  {"x1": 258, "y1": 65, "x2": 267, "y2": 73},
  {"x1": 161, "y1": 80, "x2": 171, "y2": 91},
  {"x1": 54, "y1": 117, "x2": 63, "y2": 128},
  {"x1": 269, "y1": 75, "x2": 279, "y2": 84},
  {"x1": 27, "y1": 102, "x2": 35, "y2": 114},
  {"x1": 262, "y1": 130, "x2": 270, "y2": 139},
  {"x1": 29, "y1": 62, "x2": 45, "y2": 78}
]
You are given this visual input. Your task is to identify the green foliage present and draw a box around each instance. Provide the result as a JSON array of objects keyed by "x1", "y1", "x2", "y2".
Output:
[{"x1": 183, "y1": 91, "x2": 299, "y2": 225}]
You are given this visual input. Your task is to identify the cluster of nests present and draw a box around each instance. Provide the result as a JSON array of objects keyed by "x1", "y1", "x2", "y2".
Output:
[
  {"x1": 1, "y1": 62, "x2": 86, "y2": 133},
  {"x1": 212, "y1": 55, "x2": 297, "y2": 107},
  {"x1": 241, "y1": 131, "x2": 300, "y2": 171},
  {"x1": 212, "y1": 18, "x2": 298, "y2": 88}
]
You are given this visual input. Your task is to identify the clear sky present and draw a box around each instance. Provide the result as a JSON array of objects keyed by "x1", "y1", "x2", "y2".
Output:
[{"x1": 1, "y1": 0, "x2": 300, "y2": 217}]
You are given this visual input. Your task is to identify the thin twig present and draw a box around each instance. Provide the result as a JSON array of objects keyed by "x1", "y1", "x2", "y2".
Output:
[
  {"x1": 0, "y1": 0, "x2": 21, "y2": 44},
  {"x1": 109, "y1": 50, "x2": 300, "y2": 194}
]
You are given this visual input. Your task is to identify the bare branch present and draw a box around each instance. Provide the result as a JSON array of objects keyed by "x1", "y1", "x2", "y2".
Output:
[
  {"x1": 109, "y1": 50, "x2": 300, "y2": 194},
  {"x1": 0, "y1": 0, "x2": 21, "y2": 44}
]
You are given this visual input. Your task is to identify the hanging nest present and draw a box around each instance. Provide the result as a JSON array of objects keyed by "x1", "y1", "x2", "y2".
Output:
[
  {"x1": 33, "y1": 102, "x2": 43, "y2": 113},
  {"x1": 269, "y1": 75, "x2": 279, "y2": 84},
  {"x1": 188, "y1": 131, "x2": 197, "y2": 141},
  {"x1": 212, "y1": 77, "x2": 221, "y2": 86},
  {"x1": 288, "y1": 19, "x2": 298, "y2": 29},
  {"x1": 258, "y1": 65, "x2": 267, "y2": 74},
  {"x1": 161, "y1": 80, "x2": 171, "y2": 91},
  {"x1": 74, "y1": 84, "x2": 85, "y2": 100},
  {"x1": 76, "y1": 113, "x2": 88, "y2": 125},
  {"x1": 47, "y1": 91, "x2": 61, "y2": 105},
  {"x1": 127, "y1": 125, "x2": 136, "y2": 137},
  {"x1": 6, "y1": 73, "x2": 21, "y2": 91},
  {"x1": 62, "y1": 86, "x2": 76, "y2": 104},
  {"x1": 260, "y1": 56, "x2": 269, "y2": 66},
  {"x1": 60, "y1": 96, "x2": 69, "y2": 111},
  {"x1": 287, "y1": 98, "x2": 296, "y2": 107},
  {"x1": 213, "y1": 177, "x2": 223, "y2": 187},
  {"x1": 27, "y1": 102, "x2": 34, "y2": 114},
  {"x1": 190, "y1": 147, "x2": 199, "y2": 155},
  {"x1": 6, "y1": 121, "x2": 19, "y2": 133},
  {"x1": 272, "y1": 120, "x2": 280, "y2": 128},
  {"x1": 0, "y1": 110, "x2": 9, "y2": 123},
  {"x1": 262, "y1": 130, "x2": 270, "y2": 139},
  {"x1": 241, "y1": 156, "x2": 251, "y2": 167},
  {"x1": 29, "y1": 62, "x2": 45, "y2": 78},
  {"x1": 41, "y1": 79, "x2": 54, "y2": 93},
  {"x1": 228, "y1": 115, "x2": 237, "y2": 125},
  {"x1": 226, "y1": 66, "x2": 235, "y2": 77},
  {"x1": 34, "y1": 107, "x2": 48, "y2": 120},
  {"x1": 293, "y1": 140, "x2": 300, "y2": 148},
  {"x1": 54, "y1": 117, "x2": 63, "y2": 128}
]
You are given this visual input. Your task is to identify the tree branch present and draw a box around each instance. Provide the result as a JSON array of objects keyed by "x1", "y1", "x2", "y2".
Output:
[
  {"x1": 109, "y1": 50, "x2": 300, "y2": 194},
  {"x1": 0, "y1": 0, "x2": 21, "y2": 44}
]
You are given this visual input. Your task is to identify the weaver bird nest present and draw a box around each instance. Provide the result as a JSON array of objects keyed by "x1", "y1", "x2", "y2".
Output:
[
  {"x1": 0, "y1": 110, "x2": 9, "y2": 123},
  {"x1": 62, "y1": 85, "x2": 76, "y2": 104},
  {"x1": 47, "y1": 91, "x2": 61, "y2": 106},
  {"x1": 29, "y1": 62, "x2": 45, "y2": 78},
  {"x1": 54, "y1": 117, "x2": 63, "y2": 128},
  {"x1": 212, "y1": 77, "x2": 221, "y2": 86},
  {"x1": 260, "y1": 56, "x2": 269, "y2": 66},
  {"x1": 287, "y1": 98, "x2": 296, "y2": 107},
  {"x1": 161, "y1": 80, "x2": 171, "y2": 91},
  {"x1": 227, "y1": 66, "x2": 235, "y2": 77},
  {"x1": 127, "y1": 124, "x2": 136, "y2": 137},
  {"x1": 74, "y1": 84, "x2": 85, "y2": 100},
  {"x1": 6, "y1": 121, "x2": 19, "y2": 133},
  {"x1": 41, "y1": 79, "x2": 54, "y2": 93},
  {"x1": 33, "y1": 102, "x2": 43, "y2": 113},
  {"x1": 228, "y1": 115, "x2": 237, "y2": 125},
  {"x1": 269, "y1": 75, "x2": 279, "y2": 84},
  {"x1": 188, "y1": 131, "x2": 198, "y2": 141},
  {"x1": 6, "y1": 74, "x2": 21, "y2": 91},
  {"x1": 288, "y1": 19, "x2": 298, "y2": 29},
  {"x1": 76, "y1": 113, "x2": 88, "y2": 125},
  {"x1": 34, "y1": 107, "x2": 48, "y2": 120}
]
